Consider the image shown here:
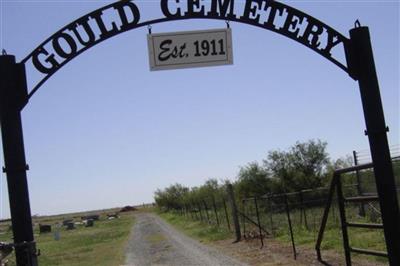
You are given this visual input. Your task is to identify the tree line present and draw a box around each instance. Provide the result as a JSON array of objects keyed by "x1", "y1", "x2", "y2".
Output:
[{"x1": 154, "y1": 139, "x2": 352, "y2": 210}]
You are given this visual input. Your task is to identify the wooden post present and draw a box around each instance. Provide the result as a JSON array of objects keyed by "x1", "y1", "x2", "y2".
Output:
[
  {"x1": 212, "y1": 196, "x2": 220, "y2": 227},
  {"x1": 222, "y1": 199, "x2": 231, "y2": 231},
  {"x1": 227, "y1": 184, "x2": 241, "y2": 242}
]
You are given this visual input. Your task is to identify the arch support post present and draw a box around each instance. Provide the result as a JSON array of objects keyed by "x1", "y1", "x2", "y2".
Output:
[
  {"x1": 348, "y1": 26, "x2": 400, "y2": 265},
  {"x1": 0, "y1": 55, "x2": 38, "y2": 266}
]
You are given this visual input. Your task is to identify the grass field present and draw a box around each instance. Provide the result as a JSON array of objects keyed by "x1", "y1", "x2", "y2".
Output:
[{"x1": 0, "y1": 209, "x2": 135, "y2": 266}]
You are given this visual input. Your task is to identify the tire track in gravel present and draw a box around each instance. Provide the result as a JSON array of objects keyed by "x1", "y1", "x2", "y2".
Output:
[{"x1": 124, "y1": 212, "x2": 247, "y2": 266}]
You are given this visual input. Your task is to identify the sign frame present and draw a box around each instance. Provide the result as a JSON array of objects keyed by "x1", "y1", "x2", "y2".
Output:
[{"x1": 147, "y1": 28, "x2": 233, "y2": 71}]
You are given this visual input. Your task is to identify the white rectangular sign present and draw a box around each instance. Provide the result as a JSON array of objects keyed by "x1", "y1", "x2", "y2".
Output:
[{"x1": 147, "y1": 28, "x2": 233, "y2": 71}]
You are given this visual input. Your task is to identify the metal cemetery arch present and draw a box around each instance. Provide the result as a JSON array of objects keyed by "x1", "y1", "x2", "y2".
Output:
[
  {"x1": 0, "y1": 0, "x2": 398, "y2": 265},
  {"x1": 23, "y1": 0, "x2": 351, "y2": 98}
]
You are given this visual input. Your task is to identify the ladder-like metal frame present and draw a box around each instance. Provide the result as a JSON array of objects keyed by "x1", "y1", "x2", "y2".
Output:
[{"x1": 316, "y1": 163, "x2": 389, "y2": 265}]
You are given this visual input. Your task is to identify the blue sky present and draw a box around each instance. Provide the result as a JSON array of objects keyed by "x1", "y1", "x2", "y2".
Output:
[{"x1": 0, "y1": 0, "x2": 398, "y2": 217}]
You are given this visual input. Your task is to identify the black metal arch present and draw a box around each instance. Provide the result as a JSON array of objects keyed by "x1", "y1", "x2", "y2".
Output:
[
  {"x1": 1, "y1": 1, "x2": 400, "y2": 265},
  {"x1": 22, "y1": 0, "x2": 351, "y2": 101}
]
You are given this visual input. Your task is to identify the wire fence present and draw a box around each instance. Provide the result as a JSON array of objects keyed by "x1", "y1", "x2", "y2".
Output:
[
  {"x1": 181, "y1": 195, "x2": 233, "y2": 230},
  {"x1": 354, "y1": 144, "x2": 400, "y2": 164},
  {"x1": 174, "y1": 186, "x2": 342, "y2": 259},
  {"x1": 354, "y1": 145, "x2": 400, "y2": 196},
  {"x1": 170, "y1": 153, "x2": 399, "y2": 261}
]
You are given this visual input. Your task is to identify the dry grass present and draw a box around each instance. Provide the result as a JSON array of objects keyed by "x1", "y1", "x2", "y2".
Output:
[{"x1": 0, "y1": 208, "x2": 135, "y2": 266}]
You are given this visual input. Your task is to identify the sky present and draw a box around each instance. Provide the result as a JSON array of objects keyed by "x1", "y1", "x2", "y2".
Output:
[{"x1": 0, "y1": 0, "x2": 398, "y2": 218}]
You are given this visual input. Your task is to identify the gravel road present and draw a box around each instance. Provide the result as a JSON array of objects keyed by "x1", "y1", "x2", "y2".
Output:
[{"x1": 124, "y1": 212, "x2": 247, "y2": 266}]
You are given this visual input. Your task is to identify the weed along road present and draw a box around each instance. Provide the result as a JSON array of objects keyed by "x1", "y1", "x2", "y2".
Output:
[{"x1": 124, "y1": 212, "x2": 246, "y2": 266}]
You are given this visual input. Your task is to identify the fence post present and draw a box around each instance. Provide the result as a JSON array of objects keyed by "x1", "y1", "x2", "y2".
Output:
[
  {"x1": 332, "y1": 196, "x2": 338, "y2": 225},
  {"x1": 268, "y1": 197, "x2": 274, "y2": 236},
  {"x1": 299, "y1": 191, "x2": 309, "y2": 230},
  {"x1": 186, "y1": 204, "x2": 192, "y2": 219},
  {"x1": 197, "y1": 203, "x2": 204, "y2": 222},
  {"x1": 193, "y1": 204, "x2": 198, "y2": 220},
  {"x1": 203, "y1": 200, "x2": 210, "y2": 224},
  {"x1": 299, "y1": 194, "x2": 303, "y2": 225},
  {"x1": 336, "y1": 175, "x2": 352, "y2": 266},
  {"x1": 223, "y1": 199, "x2": 231, "y2": 231},
  {"x1": 227, "y1": 184, "x2": 241, "y2": 242},
  {"x1": 284, "y1": 194, "x2": 297, "y2": 260},
  {"x1": 254, "y1": 197, "x2": 264, "y2": 248},
  {"x1": 242, "y1": 200, "x2": 246, "y2": 238},
  {"x1": 315, "y1": 174, "x2": 338, "y2": 261},
  {"x1": 212, "y1": 195, "x2": 220, "y2": 227},
  {"x1": 353, "y1": 150, "x2": 366, "y2": 217}
]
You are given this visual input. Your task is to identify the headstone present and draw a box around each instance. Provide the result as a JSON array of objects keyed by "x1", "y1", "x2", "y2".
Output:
[
  {"x1": 81, "y1": 215, "x2": 99, "y2": 221},
  {"x1": 107, "y1": 213, "x2": 119, "y2": 219},
  {"x1": 54, "y1": 230, "x2": 60, "y2": 240},
  {"x1": 62, "y1": 219, "x2": 73, "y2": 226},
  {"x1": 85, "y1": 219, "x2": 94, "y2": 227},
  {"x1": 120, "y1": 206, "x2": 137, "y2": 212},
  {"x1": 65, "y1": 222, "x2": 75, "y2": 230},
  {"x1": 54, "y1": 223, "x2": 61, "y2": 240},
  {"x1": 39, "y1": 224, "x2": 51, "y2": 233}
]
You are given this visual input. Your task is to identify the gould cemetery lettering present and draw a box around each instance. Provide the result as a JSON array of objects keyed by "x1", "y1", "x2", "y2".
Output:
[{"x1": 25, "y1": 0, "x2": 348, "y2": 93}]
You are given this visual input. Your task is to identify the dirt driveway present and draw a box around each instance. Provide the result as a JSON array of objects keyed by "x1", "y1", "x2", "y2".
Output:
[
  {"x1": 124, "y1": 212, "x2": 246, "y2": 266},
  {"x1": 124, "y1": 212, "x2": 386, "y2": 266}
]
